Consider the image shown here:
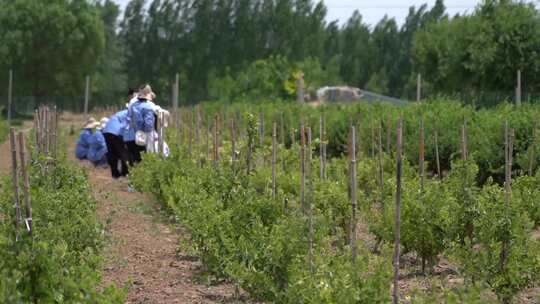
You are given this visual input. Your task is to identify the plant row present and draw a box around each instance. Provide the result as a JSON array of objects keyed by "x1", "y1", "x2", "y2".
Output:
[
  {"x1": 131, "y1": 108, "x2": 540, "y2": 303},
  {"x1": 191, "y1": 99, "x2": 540, "y2": 184},
  {"x1": 0, "y1": 148, "x2": 123, "y2": 302}
]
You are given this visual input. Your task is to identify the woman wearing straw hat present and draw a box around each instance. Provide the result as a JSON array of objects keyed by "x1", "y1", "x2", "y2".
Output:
[
  {"x1": 124, "y1": 84, "x2": 156, "y2": 163},
  {"x1": 88, "y1": 118, "x2": 109, "y2": 167},
  {"x1": 75, "y1": 117, "x2": 99, "y2": 160}
]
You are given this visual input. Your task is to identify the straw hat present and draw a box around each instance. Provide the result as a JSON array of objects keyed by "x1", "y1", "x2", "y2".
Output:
[
  {"x1": 83, "y1": 117, "x2": 99, "y2": 129},
  {"x1": 138, "y1": 84, "x2": 153, "y2": 100}
]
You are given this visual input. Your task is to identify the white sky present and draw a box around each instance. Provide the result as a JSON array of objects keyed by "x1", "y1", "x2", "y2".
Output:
[{"x1": 113, "y1": 0, "x2": 537, "y2": 26}]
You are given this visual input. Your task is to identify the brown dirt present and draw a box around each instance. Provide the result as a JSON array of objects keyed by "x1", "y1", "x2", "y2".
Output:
[{"x1": 65, "y1": 116, "x2": 241, "y2": 304}]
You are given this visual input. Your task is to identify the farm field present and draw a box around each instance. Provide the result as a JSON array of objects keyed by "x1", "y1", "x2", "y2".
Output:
[
  {"x1": 129, "y1": 100, "x2": 540, "y2": 303},
  {"x1": 2, "y1": 0, "x2": 540, "y2": 303}
]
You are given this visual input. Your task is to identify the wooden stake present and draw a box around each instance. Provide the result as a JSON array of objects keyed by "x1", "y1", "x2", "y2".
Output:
[
  {"x1": 434, "y1": 123, "x2": 441, "y2": 180},
  {"x1": 10, "y1": 128, "x2": 21, "y2": 239},
  {"x1": 272, "y1": 122, "x2": 277, "y2": 199},
  {"x1": 319, "y1": 114, "x2": 326, "y2": 179},
  {"x1": 386, "y1": 115, "x2": 392, "y2": 153},
  {"x1": 378, "y1": 122, "x2": 384, "y2": 206},
  {"x1": 371, "y1": 120, "x2": 375, "y2": 157},
  {"x1": 393, "y1": 117, "x2": 403, "y2": 304},
  {"x1": 213, "y1": 114, "x2": 219, "y2": 167},
  {"x1": 308, "y1": 125, "x2": 314, "y2": 273},
  {"x1": 300, "y1": 123, "x2": 306, "y2": 213},
  {"x1": 350, "y1": 125, "x2": 358, "y2": 264},
  {"x1": 419, "y1": 117, "x2": 425, "y2": 191},
  {"x1": 206, "y1": 115, "x2": 210, "y2": 163},
  {"x1": 501, "y1": 122, "x2": 513, "y2": 272},
  {"x1": 188, "y1": 107, "x2": 193, "y2": 157},
  {"x1": 18, "y1": 133, "x2": 32, "y2": 235}
]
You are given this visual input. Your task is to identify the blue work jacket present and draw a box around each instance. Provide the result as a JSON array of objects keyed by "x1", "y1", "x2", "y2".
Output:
[
  {"x1": 104, "y1": 110, "x2": 128, "y2": 136},
  {"x1": 124, "y1": 99, "x2": 155, "y2": 142},
  {"x1": 87, "y1": 130, "x2": 108, "y2": 164},
  {"x1": 75, "y1": 129, "x2": 93, "y2": 160}
]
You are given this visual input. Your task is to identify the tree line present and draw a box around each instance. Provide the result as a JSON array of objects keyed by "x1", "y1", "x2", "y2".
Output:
[{"x1": 0, "y1": 0, "x2": 539, "y2": 111}]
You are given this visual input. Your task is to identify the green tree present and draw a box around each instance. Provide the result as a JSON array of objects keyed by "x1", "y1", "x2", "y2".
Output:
[{"x1": 0, "y1": 0, "x2": 105, "y2": 99}]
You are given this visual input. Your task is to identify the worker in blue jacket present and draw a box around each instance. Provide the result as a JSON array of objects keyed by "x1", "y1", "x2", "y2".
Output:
[
  {"x1": 75, "y1": 117, "x2": 99, "y2": 160},
  {"x1": 87, "y1": 118, "x2": 109, "y2": 167},
  {"x1": 104, "y1": 109, "x2": 130, "y2": 178},
  {"x1": 125, "y1": 84, "x2": 156, "y2": 164}
]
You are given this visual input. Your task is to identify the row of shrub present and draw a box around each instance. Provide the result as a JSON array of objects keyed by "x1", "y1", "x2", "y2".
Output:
[
  {"x1": 131, "y1": 109, "x2": 540, "y2": 303},
  {"x1": 0, "y1": 148, "x2": 123, "y2": 302},
  {"x1": 196, "y1": 99, "x2": 540, "y2": 184}
]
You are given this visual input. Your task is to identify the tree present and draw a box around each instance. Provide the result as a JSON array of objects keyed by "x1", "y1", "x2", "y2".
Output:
[{"x1": 0, "y1": 0, "x2": 105, "y2": 99}]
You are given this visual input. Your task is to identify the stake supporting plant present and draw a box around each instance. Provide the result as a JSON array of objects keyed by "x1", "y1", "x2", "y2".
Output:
[
  {"x1": 393, "y1": 116, "x2": 403, "y2": 304},
  {"x1": 10, "y1": 128, "x2": 21, "y2": 240},
  {"x1": 419, "y1": 117, "x2": 425, "y2": 191},
  {"x1": 434, "y1": 121, "x2": 441, "y2": 180},
  {"x1": 18, "y1": 132, "x2": 32, "y2": 236},
  {"x1": 350, "y1": 125, "x2": 358, "y2": 264},
  {"x1": 377, "y1": 122, "x2": 384, "y2": 208},
  {"x1": 272, "y1": 122, "x2": 277, "y2": 199},
  {"x1": 300, "y1": 123, "x2": 306, "y2": 214},
  {"x1": 501, "y1": 122, "x2": 513, "y2": 273}
]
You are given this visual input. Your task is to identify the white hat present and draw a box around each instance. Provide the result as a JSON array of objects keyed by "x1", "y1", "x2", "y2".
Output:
[{"x1": 98, "y1": 117, "x2": 109, "y2": 130}]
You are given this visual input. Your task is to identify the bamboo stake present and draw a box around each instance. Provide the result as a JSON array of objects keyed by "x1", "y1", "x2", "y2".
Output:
[
  {"x1": 393, "y1": 117, "x2": 403, "y2": 304},
  {"x1": 18, "y1": 133, "x2": 32, "y2": 235},
  {"x1": 350, "y1": 125, "x2": 358, "y2": 264},
  {"x1": 10, "y1": 128, "x2": 21, "y2": 240},
  {"x1": 272, "y1": 122, "x2": 277, "y2": 199}
]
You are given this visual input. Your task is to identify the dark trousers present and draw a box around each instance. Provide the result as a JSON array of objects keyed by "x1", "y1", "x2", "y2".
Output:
[
  {"x1": 126, "y1": 140, "x2": 146, "y2": 165},
  {"x1": 104, "y1": 133, "x2": 130, "y2": 178}
]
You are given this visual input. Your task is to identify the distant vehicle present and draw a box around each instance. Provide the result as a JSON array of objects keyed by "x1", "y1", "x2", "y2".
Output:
[
  {"x1": 313, "y1": 86, "x2": 407, "y2": 106},
  {"x1": 316, "y1": 86, "x2": 363, "y2": 103}
]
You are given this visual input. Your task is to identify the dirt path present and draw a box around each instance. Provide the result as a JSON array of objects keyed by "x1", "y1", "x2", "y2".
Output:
[{"x1": 65, "y1": 124, "x2": 239, "y2": 303}]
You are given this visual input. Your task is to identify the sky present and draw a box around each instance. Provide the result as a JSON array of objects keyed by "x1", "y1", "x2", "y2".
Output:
[{"x1": 112, "y1": 0, "x2": 533, "y2": 26}]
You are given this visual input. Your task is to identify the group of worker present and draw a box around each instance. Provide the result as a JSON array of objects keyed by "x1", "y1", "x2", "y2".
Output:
[{"x1": 75, "y1": 84, "x2": 169, "y2": 180}]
